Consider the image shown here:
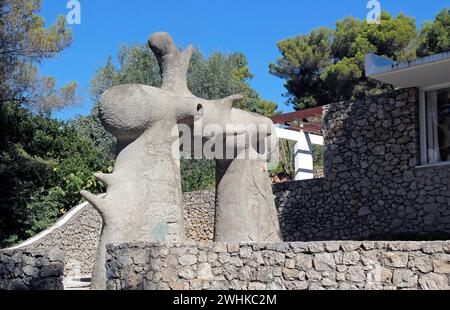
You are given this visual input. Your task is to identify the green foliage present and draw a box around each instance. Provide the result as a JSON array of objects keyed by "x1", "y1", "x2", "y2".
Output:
[
  {"x1": 270, "y1": 140, "x2": 295, "y2": 179},
  {"x1": 270, "y1": 11, "x2": 423, "y2": 109},
  {"x1": 256, "y1": 100, "x2": 279, "y2": 118},
  {"x1": 418, "y1": 8, "x2": 450, "y2": 56},
  {"x1": 0, "y1": 103, "x2": 112, "y2": 247},
  {"x1": 180, "y1": 159, "x2": 216, "y2": 192},
  {"x1": 313, "y1": 145, "x2": 324, "y2": 169},
  {"x1": 0, "y1": 0, "x2": 79, "y2": 113},
  {"x1": 82, "y1": 43, "x2": 278, "y2": 192},
  {"x1": 269, "y1": 142, "x2": 324, "y2": 180},
  {"x1": 187, "y1": 50, "x2": 277, "y2": 113},
  {"x1": 72, "y1": 110, "x2": 117, "y2": 164}
]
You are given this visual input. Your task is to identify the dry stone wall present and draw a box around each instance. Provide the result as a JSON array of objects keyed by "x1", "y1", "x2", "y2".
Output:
[
  {"x1": 105, "y1": 241, "x2": 450, "y2": 290},
  {"x1": 7, "y1": 88, "x2": 450, "y2": 283},
  {"x1": 10, "y1": 191, "x2": 215, "y2": 277},
  {"x1": 275, "y1": 88, "x2": 450, "y2": 240},
  {"x1": 28, "y1": 205, "x2": 102, "y2": 276},
  {"x1": 183, "y1": 190, "x2": 215, "y2": 242},
  {"x1": 0, "y1": 248, "x2": 64, "y2": 290}
]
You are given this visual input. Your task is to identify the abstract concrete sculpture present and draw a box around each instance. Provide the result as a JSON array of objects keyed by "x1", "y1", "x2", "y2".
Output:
[
  {"x1": 81, "y1": 32, "x2": 281, "y2": 289},
  {"x1": 185, "y1": 98, "x2": 282, "y2": 242},
  {"x1": 81, "y1": 33, "x2": 199, "y2": 290},
  {"x1": 214, "y1": 109, "x2": 282, "y2": 242}
]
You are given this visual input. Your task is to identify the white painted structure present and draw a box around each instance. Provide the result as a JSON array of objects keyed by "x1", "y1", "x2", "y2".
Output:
[
  {"x1": 6, "y1": 195, "x2": 104, "y2": 250},
  {"x1": 366, "y1": 52, "x2": 450, "y2": 168},
  {"x1": 365, "y1": 52, "x2": 450, "y2": 89},
  {"x1": 275, "y1": 126, "x2": 324, "y2": 181}
]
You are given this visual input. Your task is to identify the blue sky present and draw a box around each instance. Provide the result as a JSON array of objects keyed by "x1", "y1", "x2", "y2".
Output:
[{"x1": 39, "y1": 0, "x2": 449, "y2": 119}]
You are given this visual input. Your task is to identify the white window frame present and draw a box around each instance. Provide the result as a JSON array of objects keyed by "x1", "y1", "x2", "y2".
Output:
[{"x1": 418, "y1": 82, "x2": 450, "y2": 168}]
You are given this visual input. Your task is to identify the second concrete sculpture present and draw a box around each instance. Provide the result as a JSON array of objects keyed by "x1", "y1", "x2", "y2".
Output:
[{"x1": 214, "y1": 109, "x2": 282, "y2": 242}]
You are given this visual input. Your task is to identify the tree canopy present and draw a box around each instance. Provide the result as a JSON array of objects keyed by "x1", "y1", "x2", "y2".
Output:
[
  {"x1": 0, "y1": 0, "x2": 108, "y2": 247},
  {"x1": 0, "y1": 0, "x2": 78, "y2": 113},
  {"x1": 0, "y1": 102, "x2": 112, "y2": 247},
  {"x1": 270, "y1": 9, "x2": 449, "y2": 110},
  {"x1": 418, "y1": 8, "x2": 450, "y2": 56}
]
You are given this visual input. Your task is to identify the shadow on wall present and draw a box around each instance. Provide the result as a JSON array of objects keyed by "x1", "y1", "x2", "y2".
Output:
[{"x1": 275, "y1": 178, "x2": 450, "y2": 241}]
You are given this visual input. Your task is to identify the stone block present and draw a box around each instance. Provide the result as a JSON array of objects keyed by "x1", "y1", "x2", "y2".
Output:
[{"x1": 392, "y1": 270, "x2": 418, "y2": 288}]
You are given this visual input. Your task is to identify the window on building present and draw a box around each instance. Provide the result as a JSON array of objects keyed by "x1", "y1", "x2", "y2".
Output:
[{"x1": 421, "y1": 88, "x2": 450, "y2": 164}]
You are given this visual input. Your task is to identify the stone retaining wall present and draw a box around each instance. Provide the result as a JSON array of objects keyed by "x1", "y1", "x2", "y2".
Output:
[
  {"x1": 9, "y1": 191, "x2": 215, "y2": 277},
  {"x1": 183, "y1": 190, "x2": 215, "y2": 242},
  {"x1": 0, "y1": 248, "x2": 64, "y2": 290},
  {"x1": 7, "y1": 88, "x2": 450, "y2": 281},
  {"x1": 105, "y1": 241, "x2": 450, "y2": 290},
  {"x1": 273, "y1": 179, "x2": 326, "y2": 241},
  {"x1": 28, "y1": 204, "x2": 102, "y2": 277},
  {"x1": 274, "y1": 88, "x2": 450, "y2": 240}
]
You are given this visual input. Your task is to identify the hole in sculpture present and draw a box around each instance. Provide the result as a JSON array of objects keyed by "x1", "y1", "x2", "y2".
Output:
[{"x1": 197, "y1": 104, "x2": 203, "y2": 113}]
